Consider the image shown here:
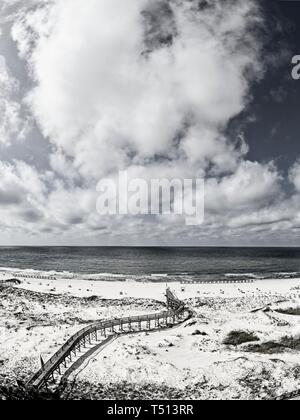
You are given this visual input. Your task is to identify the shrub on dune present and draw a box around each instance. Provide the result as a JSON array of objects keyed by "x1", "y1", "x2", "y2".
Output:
[{"x1": 223, "y1": 330, "x2": 259, "y2": 346}]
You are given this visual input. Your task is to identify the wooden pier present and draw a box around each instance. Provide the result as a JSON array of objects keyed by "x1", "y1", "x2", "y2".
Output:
[
  {"x1": 180, "y1": 279, "x2": 255, "y2": 285},
  {"x1": 27, "y1": 288, "x2": 192, "y2": 390}
]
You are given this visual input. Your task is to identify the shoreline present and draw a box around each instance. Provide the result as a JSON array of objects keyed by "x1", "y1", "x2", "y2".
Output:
[{"x1": 9, "y1": 276, "x2": 300, "y2": 301}]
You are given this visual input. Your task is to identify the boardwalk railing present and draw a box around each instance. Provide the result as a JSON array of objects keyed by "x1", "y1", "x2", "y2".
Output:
[
  {"x1": 180, "y1": 280, "x2": 255, "y2": 285},
  {"x1": 28, "y1": 288, "x2": 192, "y2": 390}
]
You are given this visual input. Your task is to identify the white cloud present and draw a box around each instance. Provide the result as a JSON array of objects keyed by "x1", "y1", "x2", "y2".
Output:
[
  {"x1": 0, "y1": 160, "x2": 47, "y2": 230},
  {"x1": 0, "y1": 55, "x2": 27, "y2": 145},
  {"x1": 10, "y1": 0, "x2": 264, "y2": 181},
  {"x1": 206, "y1": 161, "x2": 282, "y2": 213},
  {"x1": 2, "y1": 0, "x2": 300, "y2": 245}
]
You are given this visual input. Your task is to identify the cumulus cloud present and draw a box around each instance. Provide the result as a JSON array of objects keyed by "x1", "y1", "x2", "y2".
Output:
[
  {"x1": 206, "y1": 161, "x2": 282, "y2": 213},
  {"x1": 10, "y1": 0, "x2": 264, "y2": 181},
  {"x1": 0, "y1": 160, "x2": 46, "y2": 230},
  {"x1": 1, "y1": 0, "x2": 300, "y2": 245}
]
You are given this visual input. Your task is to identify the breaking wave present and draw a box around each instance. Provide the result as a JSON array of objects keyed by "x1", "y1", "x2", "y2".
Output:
[{"x1": 1, "y1": 266, "x2": 300, "y2": 283}]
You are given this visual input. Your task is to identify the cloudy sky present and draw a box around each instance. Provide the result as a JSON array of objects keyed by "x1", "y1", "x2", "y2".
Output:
[{"x1": 0, "y1": 0, "x2": 300, "y2": 246}]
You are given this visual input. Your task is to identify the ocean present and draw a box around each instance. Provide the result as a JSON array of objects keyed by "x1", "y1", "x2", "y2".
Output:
[{"x1": 1, "y1": 247, "x2": 300, "y2": 283}]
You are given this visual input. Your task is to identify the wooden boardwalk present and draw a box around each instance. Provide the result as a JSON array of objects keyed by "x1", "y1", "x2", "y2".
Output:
[{"x1": 28, "y1": 288, "x2": 192, "y2": 390}]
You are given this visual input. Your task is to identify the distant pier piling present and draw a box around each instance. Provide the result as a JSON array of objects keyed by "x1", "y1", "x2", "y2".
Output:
[{"x1": 180, "y1": 279, "x2": 255, "y2": 285}]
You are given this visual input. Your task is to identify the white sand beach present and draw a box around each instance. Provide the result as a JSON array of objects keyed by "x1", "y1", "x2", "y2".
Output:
[{"x1": 1, "y1": 274, "x2": 300, "y2": 400}]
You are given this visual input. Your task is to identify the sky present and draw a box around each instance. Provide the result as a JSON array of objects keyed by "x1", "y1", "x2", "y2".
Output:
[{"x1": 0, "y1": 0, "x2": 300, "y2": 246}]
